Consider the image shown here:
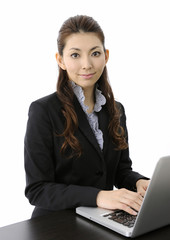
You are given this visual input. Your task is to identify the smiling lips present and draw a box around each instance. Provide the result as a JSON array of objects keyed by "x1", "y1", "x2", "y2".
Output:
[{"x1": 79, "y1": 73, "x2": 95, "y2": 79}]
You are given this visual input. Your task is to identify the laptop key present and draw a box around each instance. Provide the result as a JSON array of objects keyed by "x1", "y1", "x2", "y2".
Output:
[{"x1": 103, "y1": 210, "x2": 137, "y2": 228}]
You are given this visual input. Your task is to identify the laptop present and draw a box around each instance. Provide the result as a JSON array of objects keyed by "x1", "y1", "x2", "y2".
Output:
[{"x1": 76, "y1": 156, "x2": 170, "y2": 238}]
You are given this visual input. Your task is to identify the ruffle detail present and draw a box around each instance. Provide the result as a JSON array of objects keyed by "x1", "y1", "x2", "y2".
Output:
[
  {"x1": 94, "y1": 88, "x2": 106, "y2": 112},
  {"x1": 87, "y1": 112, "x2": 104, "y2": 149},
  {"x1": 71, "y1": 81, "x2": 89, "y2": 114},
  {"x1": 70, "y1": 81, "x2": 106, "y2": 150}
]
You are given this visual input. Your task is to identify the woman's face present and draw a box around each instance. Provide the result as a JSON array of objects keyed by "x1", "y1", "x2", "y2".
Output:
[{"x1": 56, "y1": 32, "x2": 109, "y2": 90}]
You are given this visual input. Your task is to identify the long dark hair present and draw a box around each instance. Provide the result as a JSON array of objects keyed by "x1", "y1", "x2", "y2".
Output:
[{"x1": 56, "y1": 15, "x2": 128, "y2": 157}]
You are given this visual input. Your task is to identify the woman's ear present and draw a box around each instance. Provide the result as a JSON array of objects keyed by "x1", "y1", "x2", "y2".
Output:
[
  {"x1": 105, "y1": 49, "x2": 109, "y2": 64},
  {"x1": 55, "y1": 53, "x2": 66, "y2": 70}
]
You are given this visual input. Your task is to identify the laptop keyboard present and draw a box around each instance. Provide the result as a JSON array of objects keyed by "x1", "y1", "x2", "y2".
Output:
[{"x1": 103, "y1": 210, "x2": 137, "y2": 228}]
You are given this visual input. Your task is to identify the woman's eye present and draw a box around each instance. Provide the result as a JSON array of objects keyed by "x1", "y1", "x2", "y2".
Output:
[
  {"x1": 92, "y1": 51, "x2": 101, "y2": 57},
  {"x1": 71, "y1": 53, "x2": 79, "y2": 58}
]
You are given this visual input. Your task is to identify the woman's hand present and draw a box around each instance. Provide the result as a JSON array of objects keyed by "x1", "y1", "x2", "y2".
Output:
[
  {"x1": 96, "y1": 188, "x2": 143, "y2": 215},
  {"x1": 136, "y1": 179, "x2": 150, "y2": 197}
]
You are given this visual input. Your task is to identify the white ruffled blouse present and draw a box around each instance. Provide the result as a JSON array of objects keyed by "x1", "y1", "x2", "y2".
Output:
[{"x1": 71, "y1": 81, "x2": 106, "y2": 150}]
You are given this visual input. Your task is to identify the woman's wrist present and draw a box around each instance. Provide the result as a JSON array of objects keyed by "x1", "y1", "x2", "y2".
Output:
[{"x1": 96, "y1": 190, "x2": 105, "y2": 207}]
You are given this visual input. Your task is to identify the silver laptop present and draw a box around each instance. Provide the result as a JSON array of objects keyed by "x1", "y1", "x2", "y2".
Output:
[{"x1": 76, "y1": 156, "x2": 170, "y2": 238}]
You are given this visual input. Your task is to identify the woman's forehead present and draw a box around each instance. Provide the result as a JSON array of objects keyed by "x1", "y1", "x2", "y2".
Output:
[{"x1": 63, "y1": 32, "x2": 103, "y2": 51}]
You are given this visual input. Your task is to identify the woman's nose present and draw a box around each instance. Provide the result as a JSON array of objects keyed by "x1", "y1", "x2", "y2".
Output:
[{"x1": 81, "y1": 56, "x2": 92, "y2": 70}]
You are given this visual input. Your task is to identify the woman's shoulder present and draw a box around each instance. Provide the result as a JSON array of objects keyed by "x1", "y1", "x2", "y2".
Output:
[
  {"x1": 115, "y1": 101, "x2": 125, "y2": 117},
  {"x1": 28, "y1": 92, "x2": 63, "y2": 118},
  {"x1": 30, "y1": 92, "x2": 62, "y2": 108},
  {"x1": 33, "y1": 92, "x2": 60, "y2": 104}
]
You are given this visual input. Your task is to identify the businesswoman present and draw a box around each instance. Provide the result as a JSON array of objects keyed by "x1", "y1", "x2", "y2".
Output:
[{"x1": 24, "y1": 15, "x2": 149, "y2": 218}]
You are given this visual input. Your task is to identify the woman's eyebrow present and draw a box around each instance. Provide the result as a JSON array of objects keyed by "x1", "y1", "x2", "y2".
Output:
[
  {"x1": 69, "y1": 46, "x2": 101, "y2": 51},
  {"x1": 69, "y1": 47, "x2": 81, "y2": 51},
  {"x1": 90, "y1": 46, "x2": 101, "y2": 51}
]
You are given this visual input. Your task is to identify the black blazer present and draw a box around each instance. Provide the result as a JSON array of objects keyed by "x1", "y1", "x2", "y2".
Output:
[{"x1": 24, "y1": 92, "x2": 146, "y2": 218}]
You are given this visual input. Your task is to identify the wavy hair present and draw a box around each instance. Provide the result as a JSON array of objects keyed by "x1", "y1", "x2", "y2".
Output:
[{"x1": 56, "y1": 15, "x2": 128, "y2": 158}]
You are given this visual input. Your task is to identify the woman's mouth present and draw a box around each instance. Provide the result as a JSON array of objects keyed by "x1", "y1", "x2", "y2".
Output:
[{"x1": 79, "y1": 73, "x2": 95, "y2": 79}]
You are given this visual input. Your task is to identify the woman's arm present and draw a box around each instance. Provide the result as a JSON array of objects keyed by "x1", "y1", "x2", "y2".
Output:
[
  {"x1": 96, "y1": 103, "x2": 149, "y2": 215},
  {"x1": 24, "y1": 100, "x2": 100, "y2": 211},
  {"x1": 114, "y1": 103, "x2": 149, "y2": 190}
]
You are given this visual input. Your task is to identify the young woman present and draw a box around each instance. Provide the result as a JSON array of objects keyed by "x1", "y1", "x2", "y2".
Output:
[{"x1": 24, "y1": 15, "x2": 149, "y2": 218}]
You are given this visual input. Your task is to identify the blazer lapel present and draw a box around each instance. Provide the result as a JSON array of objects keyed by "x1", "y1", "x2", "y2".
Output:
[
  {"x1": 73, "y1": 97, "x2": 103, "y2": 160},
  {"x1": 98, "y1": 105, "x2": 110, "y2": 154}
]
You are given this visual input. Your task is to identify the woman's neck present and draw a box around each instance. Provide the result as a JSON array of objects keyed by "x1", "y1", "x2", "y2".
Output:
[{"x1": 83, "y1": 86, "x2": 95, "y2": 114}]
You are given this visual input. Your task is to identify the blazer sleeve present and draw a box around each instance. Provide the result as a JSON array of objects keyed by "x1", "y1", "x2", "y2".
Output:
[
  {"x1": 114, "y1": 103, "x2": 148, "y2": 190},
  {"x1": 24, "y1": 101, "x2": 100, "y2": 211}
]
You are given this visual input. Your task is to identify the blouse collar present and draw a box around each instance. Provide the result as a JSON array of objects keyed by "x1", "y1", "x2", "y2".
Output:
[{"x1": 70, "y1": 81, "x2": 106, "y2": 113}]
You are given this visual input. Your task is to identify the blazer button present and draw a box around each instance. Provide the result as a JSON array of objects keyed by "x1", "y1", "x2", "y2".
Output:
[{"x1": 96, "y1": 171, "x2": 104, "y2": 176}]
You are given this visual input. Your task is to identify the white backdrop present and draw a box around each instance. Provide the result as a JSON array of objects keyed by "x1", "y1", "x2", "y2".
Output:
[{"x1": 0, "y1": 0, "x2": 169, "y2": 227}]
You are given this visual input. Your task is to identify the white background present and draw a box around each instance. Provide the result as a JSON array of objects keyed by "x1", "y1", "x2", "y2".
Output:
[{"x1": 0, "y1": 0, "x2": 169, "y2": 227}]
